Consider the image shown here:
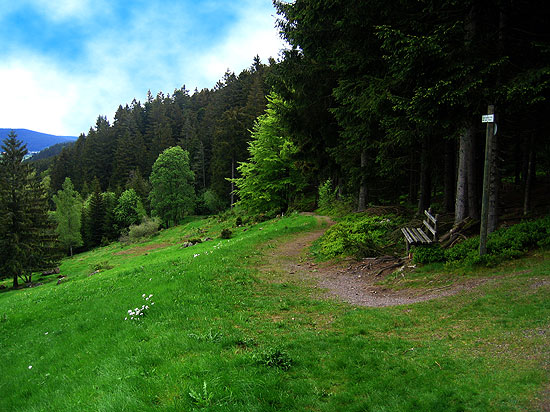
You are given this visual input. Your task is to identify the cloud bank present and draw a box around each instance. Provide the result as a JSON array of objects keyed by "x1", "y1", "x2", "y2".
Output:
[{"x1": 0, "y1": 0, "x2": 286, "y2": 136}]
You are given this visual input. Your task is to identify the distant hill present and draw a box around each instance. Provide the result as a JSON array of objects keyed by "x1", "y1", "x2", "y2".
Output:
[{"x1": 0, "y1": 129, "x2": 77, "y2": 152}]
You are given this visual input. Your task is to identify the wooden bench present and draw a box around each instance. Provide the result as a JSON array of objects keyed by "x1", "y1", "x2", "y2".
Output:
[{"x1": 401, "y1": 209, "x2": 438, "y2": 254}]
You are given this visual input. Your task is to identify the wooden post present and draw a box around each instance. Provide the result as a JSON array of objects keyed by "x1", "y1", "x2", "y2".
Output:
[{"x1": 479, "y1": 105, "x2": 495, "y2": 256}]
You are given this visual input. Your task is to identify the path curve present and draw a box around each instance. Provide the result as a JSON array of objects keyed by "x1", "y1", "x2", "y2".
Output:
[{"x1": 261, "y1": 214, "x2": 487, "y2": 307}]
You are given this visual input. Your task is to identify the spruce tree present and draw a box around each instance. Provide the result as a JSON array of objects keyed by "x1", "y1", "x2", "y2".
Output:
[{"x1": 0, "y1": 132, "x2": 60, "y2": 287}]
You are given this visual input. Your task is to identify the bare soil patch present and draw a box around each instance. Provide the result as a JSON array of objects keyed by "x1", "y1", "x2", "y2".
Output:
[
  {"x1": 114, "y1": 243, "x2": 171, "y2": 256},
  {"x1": 261, "y1": 215, "x2": 487, "y2": 307}
]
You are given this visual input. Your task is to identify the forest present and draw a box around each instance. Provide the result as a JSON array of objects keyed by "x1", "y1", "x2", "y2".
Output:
[{"x1": 2, "y1": 0, "x2": 550, "y2": 285}]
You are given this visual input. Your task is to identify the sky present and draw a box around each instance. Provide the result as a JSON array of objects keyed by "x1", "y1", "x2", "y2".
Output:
[{"x1": 0, "y1": 0, "x2": 287, "y2": 137}]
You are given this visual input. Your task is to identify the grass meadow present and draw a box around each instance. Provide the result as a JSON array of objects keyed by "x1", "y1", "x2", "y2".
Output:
[{"x1": 0, "y1": 213, "x2": 549, "y2": 411}]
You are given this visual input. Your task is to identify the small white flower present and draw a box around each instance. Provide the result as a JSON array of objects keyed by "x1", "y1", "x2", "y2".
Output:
[
  {"x1": 149, "y1": 278, "x2": 152, "y2": 281},
  {"x1": 151, "y1": 302, "x2": 155, "y2": 305},
  {"x1": 28, "y1": 365, "x2": 32, "y2": 369},
  {"x1": 128, "y1": 310, "x2": 132, "y2": 313},
  {"x1": 145, "y1": 297, "x2": 149, "y2": 301},
  {"x1": 44, "y1": 332, "x2": 48, "y2": 335},
  {"x1": 145, "y1": 306, "x2": 149, "y2": 309},
  {"x1": 125, "y1": 317, "x2": 127, "y2": 320},
  {"x1": 149, "y1": 294, "x2": 153, "y2": 298},
  {"x1": 142, "y1": 294, "x2": 146, "y2": 298}
]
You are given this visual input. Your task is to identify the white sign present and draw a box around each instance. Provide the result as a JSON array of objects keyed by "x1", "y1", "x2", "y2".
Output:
[{"x1": 482, "y1": 114, "x2": 494, "y2": 123}]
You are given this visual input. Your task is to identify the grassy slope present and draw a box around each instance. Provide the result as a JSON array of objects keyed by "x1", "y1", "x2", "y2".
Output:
[{"x1": 0, "y1": 214, "x2": 549, "y2": 411}]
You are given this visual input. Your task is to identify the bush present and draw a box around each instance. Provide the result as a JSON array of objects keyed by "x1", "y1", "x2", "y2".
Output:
[
  {"x1": 444, "y1": 216, "x2": 550, "y2": 267},
  {"x1": 412, "y1": 244, "x2": 446, "y2": 264},
  {"x1": 220, "y1": 228, "x2": 232, "y2": 239},
  {"x1": 201, "y1": 189, "x2": 226, "y2": 214},
  {"x1": 316, "y1": 214, "x2": 404, "y2": 259},
  {"x1": 127, "y1": 217, "x2": 161, "y2": 242}
]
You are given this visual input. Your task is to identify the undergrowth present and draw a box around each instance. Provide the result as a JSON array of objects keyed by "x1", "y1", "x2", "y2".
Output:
[
  {"x1": 313, "y1": 213, "x2": 405, "y2": 259},
  {"x1": 413, "y1": 215, "x2": 550, "y2": 266}
]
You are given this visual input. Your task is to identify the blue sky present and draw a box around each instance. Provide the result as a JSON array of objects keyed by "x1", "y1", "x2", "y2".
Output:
[{"x1": 0, "y1": 0, "x2": 286, "y2": 136}]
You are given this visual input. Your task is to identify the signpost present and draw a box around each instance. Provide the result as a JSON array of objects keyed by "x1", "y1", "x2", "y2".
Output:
[{"x1": 479, "y1": 105, "x2": 495, "y2": 256}]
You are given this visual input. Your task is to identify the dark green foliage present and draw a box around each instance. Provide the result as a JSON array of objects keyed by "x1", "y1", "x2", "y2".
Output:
[
  {"x1": 316, "y1": 214, "x2": 404, "y2": 259},
  {"x1": 220, "y1": 228, "x2": 232, "y2": 239},
  {"x1": 253, "y1": 347, "x2": 293, "y2": 371},
  {"x1": 412, "y1": 244, "x2": 446, "y2": 264},
  {"x1": 0, "y1": 132, "x2": 60, "y2": 287},
  {"x1": 444, "y1": 217, "x2": 550, "y2": 267}
]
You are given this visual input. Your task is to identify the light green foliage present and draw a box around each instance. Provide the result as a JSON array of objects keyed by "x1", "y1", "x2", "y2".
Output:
[
  {"x1": 115, "y1": 189, "x2": 146, "y2": 228},
  {"x1": 316, "y1": 213, "x2": 404, "y2": 259},
  {"x1": 127, "y1": 216, "x2": 161, "y2": 242},
  {"x1": 317, "y1": 179, "x2": 337, "y2": 211},
  {"x1": 149, "y1": 146, "x2": 195, "y2": 227},
  {"x1": 52, "y1": 177, "x2": 83, "y2": 255},
  {"x1": 200, "y1": 189, "x2": 225, "y2": 214},
  {"x1": 233, "y1": 93, "x2": 305, "y2": 214}
]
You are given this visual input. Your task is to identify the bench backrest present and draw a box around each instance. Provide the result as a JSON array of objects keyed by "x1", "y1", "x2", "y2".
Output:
[{"x1": 423, "y1": 209, "x2": 438, "y2": 241}]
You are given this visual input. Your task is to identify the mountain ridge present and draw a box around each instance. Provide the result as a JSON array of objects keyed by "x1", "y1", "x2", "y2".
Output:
[{"x1": 0, "y1": 128, "x2": 77, "y2": 152}]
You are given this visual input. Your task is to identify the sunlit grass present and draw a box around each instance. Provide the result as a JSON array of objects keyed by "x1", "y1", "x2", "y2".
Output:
[{"x1": 1, "y1": 214, "x2": 548, "y2": 411}]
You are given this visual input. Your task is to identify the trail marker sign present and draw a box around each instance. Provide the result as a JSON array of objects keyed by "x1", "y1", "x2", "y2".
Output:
[{"x1": 482, "y1": 114, "x2": 494, "y2": 123}]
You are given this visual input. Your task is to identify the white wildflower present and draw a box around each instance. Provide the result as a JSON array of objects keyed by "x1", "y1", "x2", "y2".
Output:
[{"x1": 28, "y1": 365, "x2": 32, "y2": 369}]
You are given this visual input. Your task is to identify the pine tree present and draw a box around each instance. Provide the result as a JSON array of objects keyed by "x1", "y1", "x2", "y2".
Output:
[{"x1": 0, "y1": 132, "x2": 60, "y2": 287}]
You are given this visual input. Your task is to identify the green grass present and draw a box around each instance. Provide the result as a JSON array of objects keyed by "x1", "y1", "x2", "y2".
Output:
[{"x1": 1, "y1": 213, "x2": 549, "y2": 411}]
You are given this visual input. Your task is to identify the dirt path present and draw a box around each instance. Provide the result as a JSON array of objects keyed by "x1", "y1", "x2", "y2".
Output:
[{"x1": 262, "y1": 214, "x2": 487, "y2": 307}]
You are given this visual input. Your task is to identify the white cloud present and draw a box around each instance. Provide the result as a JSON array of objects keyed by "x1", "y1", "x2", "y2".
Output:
[
  {"x1": 191, "y1": 3, "x2": 286, "y2": 86},
  {"x1": 0, "y1": 1, "x2": 287, "y2": 136}
]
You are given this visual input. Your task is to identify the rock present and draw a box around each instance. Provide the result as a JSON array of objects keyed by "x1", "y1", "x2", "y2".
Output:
[
  {"x1": 42, "y1": 267, "x2": 60, "y2": 276},
  {"x1": 203, "y1": 237, "x2": 213, "y2": 242},
  {"x1": 56, "y1": 277, "x2": 66, "y2": 285},
  {"x1": 0, "y1": 284, "x2": 6, "y2": 290},
  {"x1": 88, "y1": 270, "x2": 100, "y2": 277}
]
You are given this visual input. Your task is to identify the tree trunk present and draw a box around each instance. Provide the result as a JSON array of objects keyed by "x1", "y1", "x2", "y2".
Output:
[
  {"x1": 455, "y1": 127, "x2": 470, "y2": 224},
  {"x1": 417, "y1": 136, "x2": 432, "y2": 214},
  {"x1": 357, "y1": 148, "x2": 367, "y2": 212},
  {"x1": 408, "y1": 152, "x2": 418, "y2": 205},
  {"x1": 230, "y1": 156, "x2": 235, "y2": 209},
  {"x1": 488, "y1": 119, "x2": 499, "y2": 233},
  {"x1": 444, "y1": 139, "x2": 455, "y2": 213},
  {"x1": 13, "y1": 273, "x2": 19, "y2": 289},
  {"x1": 466, "y1": 126, "x2": 479, "y2": 220},
  {"x1": 523, "y1": 136, "x2": 535, "y2": 215}
]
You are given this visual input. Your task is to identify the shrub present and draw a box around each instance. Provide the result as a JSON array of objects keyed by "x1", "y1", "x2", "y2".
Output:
[
  {"x1": 412, "y1": 244, "x2": 446, "y2": 264},
  {"x1": 316, "y1": 214, "x2": 404, "y2": 259},
  {"x1": 254, "y1": 347, "x2": 293, "y2": 371},
  {"x1": 444, "y1": 216, "x2": 550, "y2": 267},
  {"x1": 220, "y1": 228, "x2": 232, "y2": 239},
  {"x1": 201, "y1": 189, "x2": 226, "y2": 214},
  {"x1": 127, "y1": 217, "x2": 161, "y2": 242}
]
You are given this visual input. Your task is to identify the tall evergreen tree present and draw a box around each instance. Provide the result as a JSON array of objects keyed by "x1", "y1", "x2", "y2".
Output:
[{"x1": 0, "y1": 132, "x2": 60, "y2": 287}]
